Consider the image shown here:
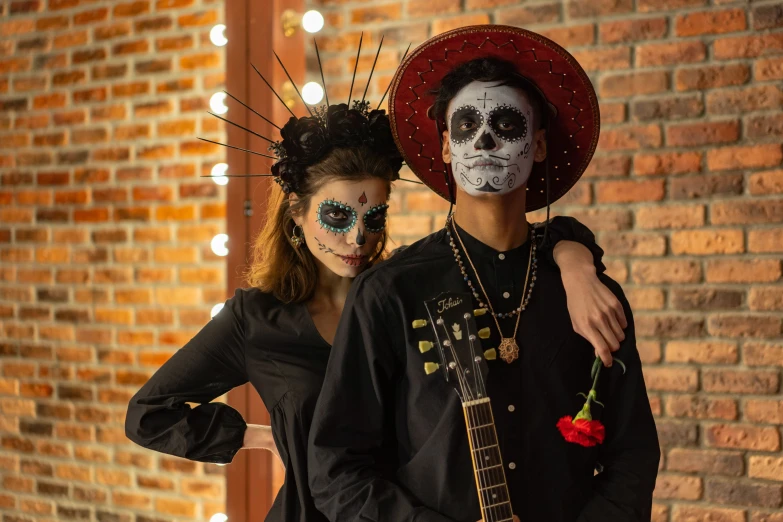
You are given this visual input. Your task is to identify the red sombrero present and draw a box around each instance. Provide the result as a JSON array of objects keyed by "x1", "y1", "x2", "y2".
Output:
[{"x1": 389, "y1": 25, "x2": 600, "y2": 212}]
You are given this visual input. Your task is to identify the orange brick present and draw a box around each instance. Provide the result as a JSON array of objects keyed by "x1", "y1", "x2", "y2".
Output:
[
  {"x1": 180, "y1": 52, "x2": 220, "y2": 70},
  {"x1": 600, "y1": 17, "x2": 667, "y2": 44},
  {"x1": 745, "y1": 399, "x2": 783, "y2": 425},
  {"x1": 714, "y1": 33, "x2": 783, "y2": 60},
  {"x1": 707, "y1": 314, "x2": 782, "y2": 338},
  {"x1": 744, "y1": 343, "x2": 783, "y2": 367},
  {"x1": 112, "y1": 490, "x2": 151, "y2": 509},
  {"x1": 653, "y1": 474, "x2": 703, "y2": 500},
  {"x1": 156, "y1": 497, "x2": 196, "y2": 517},
  {"x1": 707, "y1": 85, "x2": 783, "y2": 115},
  {"x1": 670, "y1": 230, "x2": 743, "y2": 255},
  {"x1": 538, "y1": 24, "x2": 595, "y2": 47},
  {"x1": 675, "y1": 8, "x2": 746, "y2": 36},
  {"x1": 756, "y1": 56, "x2": 783, "y2": 81},
  {"x1": 675, "y1": 64, "x2": 749, "y2": 91},
  {"x1": 596, "y1": 179, "x2": 665, "y2": 203},
  {"x1": 598, "y1": 124, "x2": 662, "y2": 151},
  {"x1": 672, "y1": 505, "x2": 745, "y2": 522},
  {"x1": 667, "y1": 448, "x2": 744, "y2": 477},
  {"x1": 749, "y1": 456, "x2": 783, "y2": 481},
  {"x1": 570, "y1": 47, "x2": 631, "y2": 72},
  {"x1": 706, "y1": 424, "x2": 780, "y2": 451},
  {"x1": 711, "y1": 200, "x2": 783, "y2": 225},
  {"x1": 707, "y1": 144, "x2": 782, "y2": 171},
  {"x1": 637, "y1": 41, "x2": 706, "y2": 67},
  {"x1": 749, "y1": 287, "x2": 783, "y2": 311},
  {"x1": 632, "y1": 259, "x2": 701, "y2": 284},
  {"x1": 599, "y1": 71, "x2": 669, "y2": 99},
  {"x1": 703, "y1": 369, "x2": 780, "y2": 394},
  {"x1": 749, "y1": 228, "x2": 783, "y2": 253},
  {"x1": 666, "y1": 341, "x2": 738, "y2": 364},
  {"x1": 643, "y1": 367, "x2": 699, "y2": 392}
]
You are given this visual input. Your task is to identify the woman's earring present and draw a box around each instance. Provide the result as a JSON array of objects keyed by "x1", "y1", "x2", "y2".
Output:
[{"x1": 291, "y1": 224, "x2": 305, "y2": 248}]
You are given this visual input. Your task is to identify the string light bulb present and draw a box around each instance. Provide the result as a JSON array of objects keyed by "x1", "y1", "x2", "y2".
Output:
[
  {"x1": 209, "y1": 92, "x2": 228, "y2": 115},
  {"x1": 210, "y1": 304, "x2": 224, "y2": 318},
  {"x1": 302, "y1": 82, "x2": 324, "y2": 105},
  {"x1": 302, "y1": 10, "x2": 324, "y2": 33},
  {"x1": 209, "y1": 24, "x2": 227, "y2": 46},
  {"x1": 211, "y1": 163, "x2": 228, "y2": 186},
  {"x1": 211, "y1": 234, "x2": 228, "y2": 257}
]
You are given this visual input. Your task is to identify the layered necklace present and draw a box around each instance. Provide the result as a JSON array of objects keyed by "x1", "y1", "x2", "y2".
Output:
[{"x1": 446, "y1": 214, "x2": 538, "y2": 364}]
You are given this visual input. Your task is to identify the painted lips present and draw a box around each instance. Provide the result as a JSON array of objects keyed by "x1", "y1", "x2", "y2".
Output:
[{"x1": 337, "y1": 254, "x2": 368, "y2": 267}]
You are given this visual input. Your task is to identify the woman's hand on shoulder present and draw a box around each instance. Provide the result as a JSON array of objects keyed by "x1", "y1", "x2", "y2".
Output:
[{"x1": 560, "y1": 264, "x2": 627, "y2": 367}]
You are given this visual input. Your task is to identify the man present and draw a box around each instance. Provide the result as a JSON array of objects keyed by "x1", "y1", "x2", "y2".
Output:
[{"x1": 309, "y1": 26, "x2": 660, "y2": 522}]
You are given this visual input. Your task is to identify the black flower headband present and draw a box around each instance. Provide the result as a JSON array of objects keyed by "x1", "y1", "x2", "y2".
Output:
[{"x1": 200, "y1": 34, "x2": 419, "y2": 193}]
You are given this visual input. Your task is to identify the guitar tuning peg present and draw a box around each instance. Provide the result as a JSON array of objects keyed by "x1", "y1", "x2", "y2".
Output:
[
  {"x1": 418, "y1": 341, "x2": 433, "y2": 353},
  {"x1": 424, "y1": 362, "x2": 440, "y2": 375},
  {"x1": 478, "y1": 327, "x2": 491, "y2": 339},
  {"x1": 484, "y1": 348, "x2": 497, "y2": 361},
  {"x1": 412, "y1": 319, "x2": 427, "y2": 329},
  {"x1": 474, "y1": 308, "x2": 488, "y2": 317}
]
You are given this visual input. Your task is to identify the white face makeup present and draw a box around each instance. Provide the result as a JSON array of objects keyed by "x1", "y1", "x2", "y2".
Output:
[
  {"x1": 293, "y1": 178, "x2": 389, "y2": 279},
  {"x1": 446, "y1": 81, "x2": 537, "y2": 196}
]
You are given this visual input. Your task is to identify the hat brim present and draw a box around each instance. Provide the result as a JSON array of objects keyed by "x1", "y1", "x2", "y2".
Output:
[{"x1": 389, "y1": 25, "x2": 600, "y2": 212}]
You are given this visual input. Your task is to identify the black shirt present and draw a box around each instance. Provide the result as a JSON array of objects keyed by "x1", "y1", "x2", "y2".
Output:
[
  {"x1": 308, "y1": 224, "x2": 660, "y2": 522},
  {"x1": 123, "y1": 216, "x2": 612, "y2": 522}
]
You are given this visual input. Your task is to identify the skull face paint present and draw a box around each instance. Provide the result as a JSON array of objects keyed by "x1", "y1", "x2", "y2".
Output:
[{"x1": 446, "y1": 81, "x2": 537, "y2": 196}]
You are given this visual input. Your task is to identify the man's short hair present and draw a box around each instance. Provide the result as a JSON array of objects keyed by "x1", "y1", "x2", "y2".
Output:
[{"x1": 431, "y1": 57, "x2": 549, "y2": 131}]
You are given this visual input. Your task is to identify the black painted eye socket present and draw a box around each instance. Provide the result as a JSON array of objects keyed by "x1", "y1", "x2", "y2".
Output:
[
  {"x1": 488, "y1": 106, "x2": 528, "y2": 142},
  {"x1": 363, "y1": 203, "x2": 389, "y2": 234},
  {"x1": 317, "y1": 200, "x2": 357, "y2": 233},
  {"x1": 449, "y1": 106, "x2": 483, "y2": 145}
]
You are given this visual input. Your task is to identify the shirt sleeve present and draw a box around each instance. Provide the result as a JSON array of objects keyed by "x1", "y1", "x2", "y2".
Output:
[
  {"x1": 124, "y1": 289, "x2": 249, "y2": 464},
  {"x1": 539, "y1": 216, "x2": 607, "y2": 274},
  {"x1": 578, "y1": 279, "x2": 661, "y2": 522},
  {"x1": 308, "y1": 275, "x2": 455, "y2": 522}
]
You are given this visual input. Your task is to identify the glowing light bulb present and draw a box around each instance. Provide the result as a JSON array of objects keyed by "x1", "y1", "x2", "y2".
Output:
[
  {"x1": 211, "y1": 233, "x2": 228, "y2": 257},
  {"x1": 209, "y1": 513, "x2": 228, "y2": 522},
  {"x1": 210, "y1": 92, "x2": 228, "y2": 115},
  {"x1": 302, "y1": 82, "x2": 324, "y2": 105},
  {"x1": 210, "y1": 24, "x2": 227, "y2": 46},
  {"x1": 302, "y1": 10, "x2": 324, "y2": 33},
  {"x1": 211, "y1": 163, "x2": 228, "y2": 186},
  {"x1": 210, "y1": 304, "x2": 224, "y2": 318}
]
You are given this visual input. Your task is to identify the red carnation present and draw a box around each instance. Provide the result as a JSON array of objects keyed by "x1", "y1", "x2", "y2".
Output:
[
  {"x1": 557, "y1": 416, "x2": 605, "y2": 447},
  {"x1": 557, "y1": 356, "x2": 624, "y2": 448}
]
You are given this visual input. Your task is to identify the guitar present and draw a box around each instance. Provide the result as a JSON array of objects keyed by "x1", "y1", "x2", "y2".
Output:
[{"x1": 418, "y1": 291, "x2": 515, "y2": 522}]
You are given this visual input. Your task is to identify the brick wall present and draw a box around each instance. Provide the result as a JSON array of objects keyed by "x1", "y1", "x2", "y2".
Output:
[
  {"x1": 310, "y1": 0, "x2": 783, "y2": 520},
  {"x1": 0, "y1": 0, "x2": 228, "y2": 520}
]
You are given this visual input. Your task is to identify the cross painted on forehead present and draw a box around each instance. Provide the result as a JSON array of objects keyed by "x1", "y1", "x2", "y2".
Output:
[{"x1": 478, "y1": 92, "x2": 492, "y2": 108}]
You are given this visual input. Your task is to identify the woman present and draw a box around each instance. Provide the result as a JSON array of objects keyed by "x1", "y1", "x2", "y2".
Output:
[{"x1": 125, "y1": 100, "x2": 623, "y2": 521}]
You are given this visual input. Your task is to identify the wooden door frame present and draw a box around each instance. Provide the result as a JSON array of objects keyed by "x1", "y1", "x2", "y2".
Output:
[{"x1": 224, "y1": 0, "x2": 305, "y2": 519}]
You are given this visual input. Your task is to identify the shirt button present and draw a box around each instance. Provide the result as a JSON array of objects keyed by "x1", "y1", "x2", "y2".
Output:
[
  {"x1": 503, "y1": 292, "x2": 510, "y2": 299},
  {"x1": 508, "y1": 462, "x2": 516, "y2": 470},
  {"x1": 498, "y1": 253, "x2": 505, "y2": 260},
  {"x1": 508, "y1": 405, "x2": 515, "y2": 412}
]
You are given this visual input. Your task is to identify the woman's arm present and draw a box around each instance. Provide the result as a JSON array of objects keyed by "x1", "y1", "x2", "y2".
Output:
[
  {"x1": 125, "y1": 289, "x2": 250, "y2": 464},
  {"x1": 544, "y1": 217, "x2": 628, "y2": 367}
]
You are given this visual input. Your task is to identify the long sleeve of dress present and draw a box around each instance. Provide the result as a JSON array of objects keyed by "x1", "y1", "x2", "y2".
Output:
[
  {"x1": 542, "y1": 216, "x2": 607, "y2": 274},
  {"x1": 125, "y1": 289, "x2": 249, "y2": 464},
  {"x1": 308, "y1": 276, "x2": 454, "y2": 522},
  {"x1": 578, "y1": 278, "x2": 661, "y2": 522}
]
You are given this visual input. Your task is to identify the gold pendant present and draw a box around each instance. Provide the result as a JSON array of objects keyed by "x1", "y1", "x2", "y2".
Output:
[{"x1": 498, "y1": 338, "x2": 519, "y2": 364}]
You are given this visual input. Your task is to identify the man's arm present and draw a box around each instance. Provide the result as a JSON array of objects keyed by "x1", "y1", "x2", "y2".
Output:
[
  {"x1": 578, "y1": 279, "x2": 661, "y2": 522},
  {"x1": 308, "y1": 275, "x2": 454, "y2": 522}
]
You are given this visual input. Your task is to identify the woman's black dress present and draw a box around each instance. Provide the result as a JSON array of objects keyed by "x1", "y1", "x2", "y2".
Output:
[{"x1": 124, "y1": 216, "x2": 604, "y2": 522}]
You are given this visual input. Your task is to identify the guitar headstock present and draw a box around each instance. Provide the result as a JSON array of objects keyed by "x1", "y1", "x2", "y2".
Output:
[{"x1": 417, "y1": 292, "x2": 495, "y2": 403}]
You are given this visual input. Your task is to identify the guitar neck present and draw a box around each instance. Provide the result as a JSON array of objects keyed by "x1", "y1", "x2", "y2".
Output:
[{"x1": 462, "y1": 398, "x2": 514, "y2": 522}]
